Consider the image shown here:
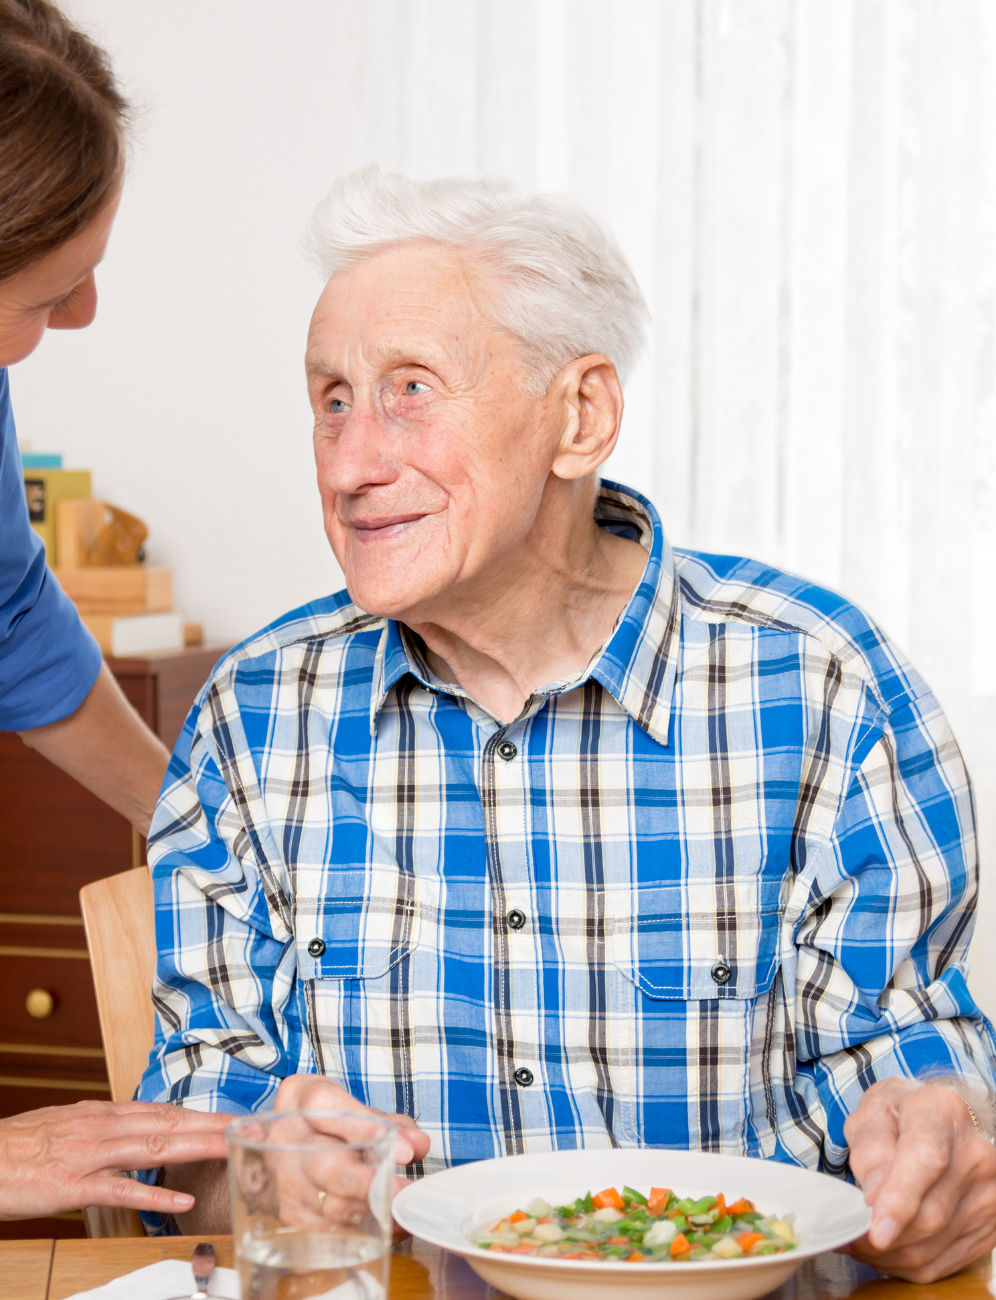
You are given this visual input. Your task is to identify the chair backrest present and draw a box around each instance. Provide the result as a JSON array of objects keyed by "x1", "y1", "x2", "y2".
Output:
[
  {"x1": 79, "y1": 867, "x2": 157, "y2": 1104},
  {"x1": 79, "y1": 867, "x2": 158, "y2": 1238}
]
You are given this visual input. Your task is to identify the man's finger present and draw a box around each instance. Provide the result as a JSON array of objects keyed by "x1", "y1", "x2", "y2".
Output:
[
  {"x1": 275, "y1": 1075, "x2": 355, "y2": 1111},
  {"x1": 847, "y1": 1206, "x2": 996, "y2": 1284},
  {"x1": 844, "y1": 1090, "x2": 901, "y2": 1199},
  {"x1": 865, "y1": 1098, "x2": 958, "y2": 1249},
  {"x1": 397, "y1": 1127, "x2": 431, "y2": 1162}
]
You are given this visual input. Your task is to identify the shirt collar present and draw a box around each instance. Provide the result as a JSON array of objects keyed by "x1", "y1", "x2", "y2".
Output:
[{"x1": 369, "y1": 480, "x2": 681, "y2": 746}]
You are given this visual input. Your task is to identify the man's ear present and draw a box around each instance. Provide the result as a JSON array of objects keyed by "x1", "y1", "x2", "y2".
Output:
[{"x1": 549, "y1": 355, "x2": 624, "y2": 481}]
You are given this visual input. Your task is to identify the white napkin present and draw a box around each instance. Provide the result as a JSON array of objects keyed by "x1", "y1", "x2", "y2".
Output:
[
  {"x1": 63, "y1": 1258, "x2": 385, "y2": 1300},
  {"x1": 63, "y1": 1259, "x2": 241, "y2": 1300}
]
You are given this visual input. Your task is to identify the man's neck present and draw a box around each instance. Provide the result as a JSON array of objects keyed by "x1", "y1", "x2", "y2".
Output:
[{"x1": 403, "y1": 507, "x2": 649, "y2": 724}]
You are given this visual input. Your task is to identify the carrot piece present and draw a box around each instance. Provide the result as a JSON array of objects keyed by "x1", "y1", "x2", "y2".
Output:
[
  {"x1": 714, "y1": 1193, "x2": 726, "y2": 1219},
  {"x1": 647, "y1": 1187, "x2": 673, "y2": 1215},
  {"x1": 512, "y1": 1243, "x2": 538, "y2": 1254},
  {"x1": 508, "y1": 1210, "x2": 527, "y2": 1223},
  {"x1": 726, "y1": 1198, "x2": 756, "y2": 1219},
  {"x1": 592, "y1": 1187, "x2": 625, "y2": 1211},
  {"x1": 737, "y1": 1232, "x2": 766, "y2": 1255},
  {"x1": 537, "y1": 1216, "x2": 552, "y2": 1224},
  {"x1": 608, "y1": 1236, "x2": 630, "y2": 1246},
  {"x1": 488, "y1": 1244, "x2": 508, "y2": 1253},
  {"x1": 627, "y1": 1252, "x2": 646, "y2": 1262},
  {"x1": 669, "y1": 1233, "x2": 691, "y2": 1258}
]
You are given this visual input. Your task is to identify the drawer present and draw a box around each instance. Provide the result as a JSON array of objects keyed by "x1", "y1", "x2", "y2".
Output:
[
  {"x1": 0, "y1": 734, "x2": 133, "y2": 913},
  {"x1": 0, "y1": 1044, "x2": 107, "y2": 1087},
  {"x1": 0, "y1": 1074, "x2": 110, "y2": 1120},
  {"x1": 0, "y1": 951, "x2": 102, "y2": 1050},
  {"x1": 0, "y1": 917, "x2": 88, "y2": 949},
  {"x1": 0, "y1": 1215, "x2": 86, "y2": 1240}
]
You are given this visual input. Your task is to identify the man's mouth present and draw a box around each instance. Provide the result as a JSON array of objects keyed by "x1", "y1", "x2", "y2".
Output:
[{"x1": 349, "y1": 513, "x2": 427, "y2": 542}]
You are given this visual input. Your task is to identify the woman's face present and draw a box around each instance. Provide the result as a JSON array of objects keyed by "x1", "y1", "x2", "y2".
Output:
[{"x1": 0, "y1": 189, "x2": 121, "y2": 369}]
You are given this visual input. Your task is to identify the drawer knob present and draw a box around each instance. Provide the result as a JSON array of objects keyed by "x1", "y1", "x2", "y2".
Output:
[{"x1": 25, "y1": 988, "x2": 54, "y2": 1019}]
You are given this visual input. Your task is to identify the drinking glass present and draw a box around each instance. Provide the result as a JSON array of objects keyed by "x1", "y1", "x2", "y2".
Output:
[{"x1": 227, "y1": 1109, "x2": 396, "y2": 1300}]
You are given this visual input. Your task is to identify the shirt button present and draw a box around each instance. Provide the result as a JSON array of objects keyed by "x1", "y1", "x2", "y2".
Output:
[
  {"x1": 711, "y1": 960, "x2": 732, "y2": 985},
  {"x1": 513, "y1": 1067, "x2": 534, "y2": 1087},
  {"x1": 506, "y1": 909, "x2": 527, "y2": 930},
  {"x1": 496, "y1": 740, "x2": 517, "y2": 761},
  {"x1": 307, "y1": 938, "x2": 326, "y2": 957}
]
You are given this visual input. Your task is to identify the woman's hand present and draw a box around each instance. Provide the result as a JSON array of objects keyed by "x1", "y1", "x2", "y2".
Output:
[{"x1": 0, "y1": 1099, "x2": 233, "y2": 1220}]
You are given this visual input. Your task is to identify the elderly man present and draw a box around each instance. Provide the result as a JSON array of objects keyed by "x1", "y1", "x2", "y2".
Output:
[{"x1": 140, "y1": 167, "x2": 995, "y2": 1279}]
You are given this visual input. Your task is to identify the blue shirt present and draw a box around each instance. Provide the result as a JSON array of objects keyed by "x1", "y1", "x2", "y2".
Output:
[
  {"x1": 139, "y1": 482, "x2": 994, "y2": 1182},
  {"x1": 0, "y1": 369, "x2": 101, "y2": 729}
]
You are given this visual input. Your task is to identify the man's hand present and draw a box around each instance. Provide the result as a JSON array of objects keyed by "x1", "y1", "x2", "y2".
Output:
[
  {"x1": 273, "y1": 1074, "x2": 431, "y2": 1179},
  {"x1": 0, "y1": 1099, "x2": 233, "y2": 1220},
  {"x1": 165, "y1": 1075, "x2": 432, "y2": 1236},
  {"x1": 844, "y1": 1078, "x2": 996, "y2": 1282}
]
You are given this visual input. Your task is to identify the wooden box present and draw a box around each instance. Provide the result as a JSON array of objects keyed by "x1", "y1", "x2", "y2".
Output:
[{"x1": 54, "y1": 568, "x2": 173, "y2": 615}]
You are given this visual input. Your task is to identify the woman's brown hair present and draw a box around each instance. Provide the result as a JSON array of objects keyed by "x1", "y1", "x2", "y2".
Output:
[{"x1": 0, "y1": 0, "x2": 128, "y2": 282}]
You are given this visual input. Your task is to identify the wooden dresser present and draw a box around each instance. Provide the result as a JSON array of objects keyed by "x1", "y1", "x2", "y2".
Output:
[{"x1": 0, "y1": 646, "x2": 224, "y2": 1239}]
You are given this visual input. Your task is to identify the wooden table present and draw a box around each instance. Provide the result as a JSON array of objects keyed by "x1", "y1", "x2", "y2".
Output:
[{"x1": 3, "y1": 1234, "x2": 992, "y2": 1300}]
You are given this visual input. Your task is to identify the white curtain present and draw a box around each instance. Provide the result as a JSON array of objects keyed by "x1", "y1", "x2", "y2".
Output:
[
  {"x1": 336, "y1": 0, "x2": 996, "y2": 1009},
  {"x1": 325, "y1": 0, "x2": 996, "y2": 1008},
  {"x1": 34, "y1": 0, "x2": 996, "y2": 1006}
]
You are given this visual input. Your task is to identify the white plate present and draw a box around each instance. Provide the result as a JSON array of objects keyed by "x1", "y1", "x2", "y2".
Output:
[{"x1": 393, "y1": 1148, "x2": 871, "y2": 1300}]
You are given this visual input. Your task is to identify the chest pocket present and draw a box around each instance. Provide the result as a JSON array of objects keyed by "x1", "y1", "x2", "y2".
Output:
[
  {"x1": 606, "y1": 882, "x2": 783, "y2": 1154},
  {"x1": 608, "y1": 884, "x2": 781, "y2": 1000},
  {"x1": 295, "y1": 859, "x2": 419, "y2": 981}
]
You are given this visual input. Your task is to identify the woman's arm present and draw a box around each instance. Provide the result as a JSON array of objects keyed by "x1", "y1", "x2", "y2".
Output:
[{"x1": 18, "y1": 661, "x2": 170, "y2": 836}]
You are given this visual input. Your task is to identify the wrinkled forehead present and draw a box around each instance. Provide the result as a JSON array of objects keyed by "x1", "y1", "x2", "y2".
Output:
[{"x1": 305, "y1": 243, "x2": 502, "y2": 379}]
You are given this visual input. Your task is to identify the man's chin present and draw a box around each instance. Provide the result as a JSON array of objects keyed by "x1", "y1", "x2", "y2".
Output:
[{"x1": 344, "y1": 576, "x2": 446, "y2": 622}]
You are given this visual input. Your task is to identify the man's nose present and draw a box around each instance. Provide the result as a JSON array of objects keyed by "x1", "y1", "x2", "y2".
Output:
[{"x1": 319, "y1": 401, "x2": 398, "y2": 495}]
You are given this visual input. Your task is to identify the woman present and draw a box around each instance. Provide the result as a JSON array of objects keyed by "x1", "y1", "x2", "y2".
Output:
[{"x1": 0, "y1": 0, "x2": 230, "y2": 1221}]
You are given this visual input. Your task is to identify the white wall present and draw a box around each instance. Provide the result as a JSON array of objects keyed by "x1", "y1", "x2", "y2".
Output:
[
  {"x1": 10, "y1": 0, "x2": 996, "y2": 1013},
  {"x1": 11, "y1": 1, "x2": 360, "y2": 638}
]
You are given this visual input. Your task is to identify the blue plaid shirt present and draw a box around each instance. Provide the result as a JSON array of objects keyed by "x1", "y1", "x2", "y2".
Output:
[{"x1": 140, "y1": 481, "x2": 995, "y2": 1182}]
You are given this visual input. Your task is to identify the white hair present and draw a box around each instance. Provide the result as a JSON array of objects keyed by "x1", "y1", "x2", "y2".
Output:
[{"x1": 303, "y1": 164, "x2": 649, "y2": 393}]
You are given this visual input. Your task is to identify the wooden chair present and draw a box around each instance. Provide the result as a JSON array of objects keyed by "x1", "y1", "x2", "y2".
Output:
[{"x1": 79, "y1": 867, "x2": 158, "y2": 1238}]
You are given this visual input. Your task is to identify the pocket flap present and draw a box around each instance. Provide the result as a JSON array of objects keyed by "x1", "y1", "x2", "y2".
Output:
[
  {"x1": 610, "y1": 886, "x2": 780, "y2": 999},
  {"x1": 297, "y1": 860, "x2": 418, "y2": 980}
]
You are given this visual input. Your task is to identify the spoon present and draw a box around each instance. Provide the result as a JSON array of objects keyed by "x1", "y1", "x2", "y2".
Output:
[
  {"x1": 162, "y1": 1242, "x2": 224, "y2": 1300},
  {"x1": 191, "y1": 1242, "x2": 216, "y2": 1298}
]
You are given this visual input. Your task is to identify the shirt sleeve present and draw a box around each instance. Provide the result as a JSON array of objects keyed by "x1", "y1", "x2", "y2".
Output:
[
  {"x1": 787, "y1": 683, "x2": 996, "y2": 1173},
  {"x1": 136, "y1": 673, "x2": 310, "y2": 1115},
  {"x1": 0, "y1": 370, "x2": 101, "y2": 730}
]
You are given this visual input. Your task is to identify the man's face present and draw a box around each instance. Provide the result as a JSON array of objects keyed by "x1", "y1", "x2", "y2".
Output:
[{"x1": 306, "y1": 245, "x2": 561, "y2": 619}]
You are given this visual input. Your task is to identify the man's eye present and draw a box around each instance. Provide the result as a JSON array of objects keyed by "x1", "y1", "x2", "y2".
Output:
[
  {"x1": 330, "y1": 399, "x2": 348, "y2": 413},
  {"x1": 405, "y1": 381, "x2": 430, "y2": 396}
]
